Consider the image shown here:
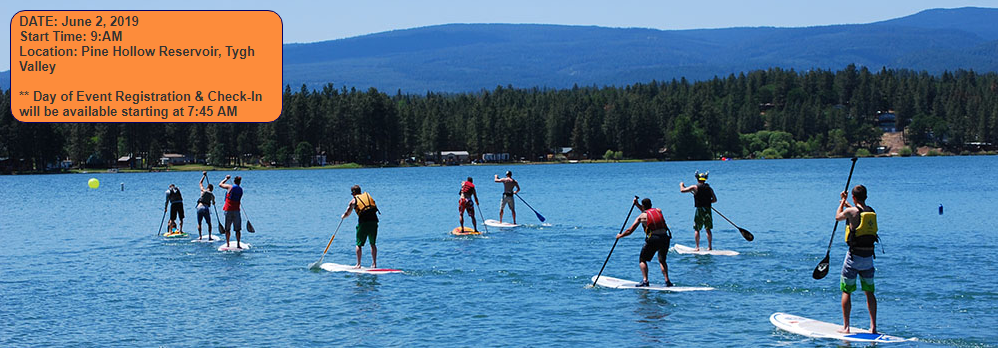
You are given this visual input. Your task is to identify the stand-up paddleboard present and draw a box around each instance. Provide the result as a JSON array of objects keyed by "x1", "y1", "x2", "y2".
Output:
[
  {"x1": 770, "y1": 313, "x2": 912, "y2": 343},
  {"x1": 191, "y1": 234, "x2": 222, "y2": 243},
  {"x1": 590, "y1": 276, "x2": 715, "y2": 292},
  {"x1": 451, "y1": 226, "x2": 482, "y2": 235},
  {"x1": 673, "y1": 244, "x2": 739, "y2": 256},
  {"x1": 217, "y1": 242, "x2": 251, "y2": 252},
  {"x1": 162, "y1": 231, "x2": 189, "y2": 239},
  {"x1": 484, "y1": 219, "x2": 519, "y2": 228},
  {"x1": 320, "y1": 263, "x2": 403, "y2": 274}
]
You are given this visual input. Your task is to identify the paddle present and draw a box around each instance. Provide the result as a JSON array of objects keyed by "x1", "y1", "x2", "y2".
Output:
[
  {"x1": 710, "y1": 207, "x2": 754, "y2": 241},
  {"x1": 813, "y1": 157, "x2": 858, "y2": 280},
  {"x1": 242, "y1": 205, "x2": 256, "y2": 233},
  {"x1": 201, "y1": 172, "x2": 217, "y2": 240},
  {"x1": 593, "y1": 196, "x2": 639, "y2": 287},
  {"x1": 308, "y1": 217, "x2": 345, "y2": 270},
  {"x1": 475, "y1": 200, "x2": 489, "y2": 234},
  {"x1": 212, "y1": 201, "x2": 226, "y2": 235},
  {"x1": 156, "y1": 207, "x2": 167, "y2": 237},
  {"x1": 515, "y1": 193, "x2": 546, "y2": 222}
]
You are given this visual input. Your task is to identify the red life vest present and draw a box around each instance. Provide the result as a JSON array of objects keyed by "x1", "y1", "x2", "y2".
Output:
[
  {"x1": 460, "y1": 181, "x2": 475, "y2": 195},
  {"x1": 644, "y1": 208, "x2": 668, "y2": 234}
]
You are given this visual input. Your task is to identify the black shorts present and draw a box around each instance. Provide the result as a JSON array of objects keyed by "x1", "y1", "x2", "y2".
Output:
[
  {"x1": 170, "y1": 202, "x2": 185, "y2": 220},
  {"x1": 639, "y1": 233, "x2": 671, "y2": 262}
]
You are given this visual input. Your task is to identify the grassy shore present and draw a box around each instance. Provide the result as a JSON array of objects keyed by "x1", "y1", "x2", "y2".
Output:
[{"x1": 24, "y1": 152, "x2": 998, "y2": 175}]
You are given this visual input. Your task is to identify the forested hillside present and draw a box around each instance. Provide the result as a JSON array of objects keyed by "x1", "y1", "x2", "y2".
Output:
[{"x1": 2, "y1": 65, "x2": 996, "y2": 172}]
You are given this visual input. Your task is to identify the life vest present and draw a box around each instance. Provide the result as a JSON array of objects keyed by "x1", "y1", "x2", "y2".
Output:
[
  {"x1": 694, "y1": 183, "x2": 713, "y2": 208},
  {"x1": 845, "y1": 205, "x2": 878, "y2": 257},
  {"x1": 223, "y1": 185, "x2": 242, "y2": 211},
  {"x1": 355, "y1": 192, "x2": 378, "y2": 214},
  {"x1": 167, "y1": 187, "x2": 183, "y2": 204},
  {"x1": 643, "y1": 208, "x2": 670, "y2": 237},
  {"x1": 198, "y1": 191, "x2": 213, "y2": 206},
  {"x1": 460, "y1": 181, "x2": 475, "y2": 195}
]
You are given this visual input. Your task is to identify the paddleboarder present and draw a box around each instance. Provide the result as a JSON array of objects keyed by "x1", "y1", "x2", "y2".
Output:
[
  {"x1": 219, "y1": 175, "x2": 244, "y2": 249},
  {"x1": 341, "y1": 185, "x2": 380, "y2": 268},
  {"x1": 835, "y1": 184, "x2": 878, "y2": 334},
  {"x1": 680, "y1": 171, "x2": 716, "y2": 251},
  {"x1": 164, "y1": 184, "x2": 185, "y2": 234},
  {"x1": 494, "y1": 171, "x2": 520, "y2": 224},
  {"x1": 459, "y1": 177, "x2": 480, "y2": 232},
  {"x1": 195, "y1": 172, "x2": 216, "y2": 240},
  {"x1": 616, "y1": 197, "x2": 673, "y2": 287}
]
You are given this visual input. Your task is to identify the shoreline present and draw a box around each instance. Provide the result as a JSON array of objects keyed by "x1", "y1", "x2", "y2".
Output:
[{"x1": 5, "y1": 152, "x2": 996, "y2": 175}]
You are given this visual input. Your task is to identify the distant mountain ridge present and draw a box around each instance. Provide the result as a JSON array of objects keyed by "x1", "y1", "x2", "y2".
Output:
[{"x1": 3, "y1": 7, "x2": 998, "y2": 92}]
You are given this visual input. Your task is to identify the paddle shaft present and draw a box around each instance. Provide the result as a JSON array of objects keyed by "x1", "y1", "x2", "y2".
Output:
[
  {"x1": 475, "y1": 200, "x2": 489, "y2": 233},
  {"x1": 515, "y1": 193, "x2": 545, "y2": 222},
  {"x1": 593, "y1": 196, "x2": 639, "y2": 287},
  {"x1": 202, "y1": 173, "x2": 226, "y2": 234},
  {"x1": 710, "y1": 206, "x2": 753, "y2": 241},
  {"x1": 813, "y1": 157, "x2": 858, "y2": 280},
  {"x1": 711, "y1": 207, "x2": 738, "y2": 227},
  {"x1": 320, "y1": 218, "x2": 345, "y2": 258},
  {"x1": 241, "y1": 204, "x2": 255, "y2": 232},
  {"x1": 213, "y1": 203, "x2": 225, "y2": 234},
  {"x1": 201, "y1": 172, "x2": 217, "y2": 236},
  {"x1": 156, "y1": 208, "x2": 167, "y2": 236},
  {"x1": 824, "y1": 158, "x2": 859, "y2": 253}
]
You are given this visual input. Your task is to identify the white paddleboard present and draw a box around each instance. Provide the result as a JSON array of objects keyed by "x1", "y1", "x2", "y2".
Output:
[
  {"x1": 673, "y1": 244, "x2": 739, "y2": 256},
  {"x1": 590, "y1": 276, "x2": 714, "y2": 292},
  {"x1": 484, "y1": 219, "x2": 519, "y2": 228},
  {"x1": 770, "y1": 312, "x2": 911, "y2": 343},
  {"x1": 320, "y1": 263, "x2": 403, "y2": 274},
  {"x1": 191, "y1": 234, "x2": 223, "y2": 243},
  {"x1": 217, "y1": 242, "x2": 251, "y2": 252}
]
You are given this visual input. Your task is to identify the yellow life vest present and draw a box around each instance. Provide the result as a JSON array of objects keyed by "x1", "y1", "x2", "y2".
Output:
[
  {"x1": 845, "y1": 211, "x2": 877, "y2": 243},
  {"x1": 845, "y1": 207, "x2": 878, "y2": 258},
  {"x1": 355, "y1": 192, "x2": 377, "y2": 215}
]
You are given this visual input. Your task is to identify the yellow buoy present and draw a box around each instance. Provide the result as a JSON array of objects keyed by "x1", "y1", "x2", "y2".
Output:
[{"x1": 88, "y1": 178, "x2": 100, "y2": 189}]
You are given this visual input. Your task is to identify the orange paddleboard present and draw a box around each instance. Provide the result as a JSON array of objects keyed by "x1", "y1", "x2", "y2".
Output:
[{"x1": 451, "y1": 226, "x2": 481, "y2": 235}]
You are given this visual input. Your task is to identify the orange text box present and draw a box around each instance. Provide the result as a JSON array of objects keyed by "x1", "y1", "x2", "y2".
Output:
[{"x1": 11, "y1": 10, "x2": 282, "y2": 122}]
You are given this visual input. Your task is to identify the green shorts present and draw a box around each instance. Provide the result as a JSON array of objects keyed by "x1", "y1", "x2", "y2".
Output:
[
  {"x1": 356, "y1": 221, "x2": 378, "y2": 247},
  {"x1": 840, "y1": 252, "x2": 875, "y2": 293},
  {"x1": 693, "y1": 207, "x2": 713, "y2": 231}
]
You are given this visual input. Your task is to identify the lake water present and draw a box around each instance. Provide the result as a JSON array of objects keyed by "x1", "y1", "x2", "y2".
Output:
[{"x1": 1, "y1": 157, "x2": 996, "y2": 347}]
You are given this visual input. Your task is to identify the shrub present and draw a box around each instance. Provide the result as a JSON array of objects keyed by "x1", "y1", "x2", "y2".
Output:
[
  {"x1": 898, "y1": 147, "x2": 913, "y2": 157},
  {"x1": 760, "y1": 148, "x2": 781, "y2": 159},
  {"x1": 603, "y1": 149, "x2": 614, "y2": 161},
  {"x1": 855, "y1": 148, "x2": 872, "y2": 157}
]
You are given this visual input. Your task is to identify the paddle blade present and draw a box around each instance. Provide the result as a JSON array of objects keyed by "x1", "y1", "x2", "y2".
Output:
[
  {"x1": 218, "y1": 223, "x2": 226, "y2": 234},
  {"x1": 246, "y1": 221, "x2": 256, "y2": 233},
  {"x1": 308, "y1": 260, "x2": 322, "y2": 270},
  {"x1": 812, "y1": 254, "x2": 831, "y2": 280},
  {"x1": 535, "y1": 212, "x2": 546, "y2": 222},
  {"x1": 739, "y1": 228, "x2": 754, "y2": 241}
]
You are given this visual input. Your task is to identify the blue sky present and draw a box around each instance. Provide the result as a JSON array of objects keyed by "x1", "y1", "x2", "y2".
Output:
[{"x1": 4, "y1": 0, "x2": 997, "y2": 71}]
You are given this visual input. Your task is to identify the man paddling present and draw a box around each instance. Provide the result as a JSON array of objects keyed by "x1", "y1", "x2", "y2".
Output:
[
  {"x1": 164, "y1": 184, "x2": 185, "y2": 234},
  {"x1": 195, "y1": 172, "x2": 216, "y2": 240},
  {"x1": 459, "y1": 177, "x2": 479, "y2": 232},
  {"x1": 494, "y1": 171, "x2": 520, "y2": 224},
  {"x1": 219, "y1": 175, "x2": 244, "y2": 249},
  {"x1": 680, "y1": 171, "x2": 716, "y2": 251},
  {"x1": 616, "y1": 197, "x2": 673, "y2": 287},
  {"x1": 835, "y1": 185, "x2": 878, "y2": 334},
  {"x1": 341, "y1": 185, "x2": 380, "y2": 268}
]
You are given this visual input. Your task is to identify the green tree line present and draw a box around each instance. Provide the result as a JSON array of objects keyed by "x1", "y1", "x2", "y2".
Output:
[{"x1": 2, "y1": 65, "x2": 996, "y2": 172}]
